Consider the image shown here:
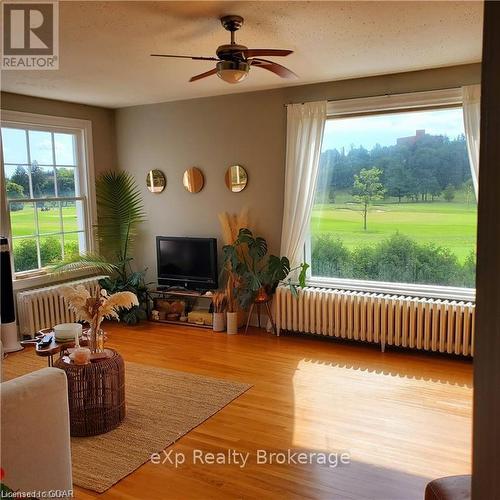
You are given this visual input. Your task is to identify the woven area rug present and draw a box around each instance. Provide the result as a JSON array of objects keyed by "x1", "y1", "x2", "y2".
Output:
[{"x1": 2, "y1": 351, "x2": 251, "y2": 493}]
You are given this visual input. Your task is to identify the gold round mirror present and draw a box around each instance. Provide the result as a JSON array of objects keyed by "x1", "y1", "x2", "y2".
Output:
[
  {"x1": 225, "y1": 165, "x2": 248, "y2": 193},
  {"x1": 146, "y1": 169, "x2": 166, "y2": 193},
  {"x1": 182, "y1": 167, "x2": 204, "y2": 193}
]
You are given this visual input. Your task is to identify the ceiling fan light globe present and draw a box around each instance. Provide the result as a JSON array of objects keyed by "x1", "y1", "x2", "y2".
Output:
[
  {"x1": 217, "y1": 70, "x2": 249, "y2": 84},
  {"x1": 216, "y1": 60, "x2": 249, "y2": 84}
]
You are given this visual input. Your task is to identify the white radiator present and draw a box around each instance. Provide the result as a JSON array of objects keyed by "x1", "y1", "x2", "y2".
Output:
[
  {"x1": 16, "y1": 276, "x2": 106, "y2": 338},
  {"x1": 275, "y1": 287, "x2": 475, "y2": 356}
]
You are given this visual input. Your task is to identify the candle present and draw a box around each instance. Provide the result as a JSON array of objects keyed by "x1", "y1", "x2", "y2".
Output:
[
  {"x1": 73, "y1": 347, "x2": 91, "y2": 365},
  {"x1": 75, "y1": 328, "x2": 80, "y2": 347}
]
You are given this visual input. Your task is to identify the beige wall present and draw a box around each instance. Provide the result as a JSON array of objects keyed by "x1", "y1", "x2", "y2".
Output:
[
  {"x1": 1, "y1": 92, "x2": 116, "y2": 176},
  {"x1": 115, "y1": 63, "x2": 481, "y2": 282}
]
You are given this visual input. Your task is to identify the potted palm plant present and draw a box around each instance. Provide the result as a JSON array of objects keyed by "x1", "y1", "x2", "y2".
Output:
[
  {"x1": 222, "y1": 228, "x2": 309, "y2": 309},
  {"x1": 55, "y1": 171, "x2": 148, "y2": 324}
]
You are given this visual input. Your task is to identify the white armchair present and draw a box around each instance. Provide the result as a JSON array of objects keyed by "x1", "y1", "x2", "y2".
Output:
[{"x1": 1, "y1": 367, "x2": 73, "y2": 496}]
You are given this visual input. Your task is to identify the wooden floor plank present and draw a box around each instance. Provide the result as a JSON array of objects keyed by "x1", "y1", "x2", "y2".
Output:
[{"x1": 69, "y1": 322, "x2": 472, "y2": 500}]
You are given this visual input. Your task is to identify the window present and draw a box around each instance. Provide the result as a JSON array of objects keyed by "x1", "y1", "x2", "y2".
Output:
[
  {"x1": 309, "y1": 90, "x2": 477, "y2": 296},
  {"x1": 1, "y1": 112, "x2": 95, "y2": 277}
]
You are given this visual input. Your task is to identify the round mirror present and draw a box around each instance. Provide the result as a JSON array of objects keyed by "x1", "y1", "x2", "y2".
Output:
[
  {"x1": 183, "y1": 167, "x2": 204, "y2": 193},
  {"x1": 146, "y1": 169, "x2": 166, "y2": 193},
  {"x1": 225, "y1": 165, "x2": 248, "y2": 193}
]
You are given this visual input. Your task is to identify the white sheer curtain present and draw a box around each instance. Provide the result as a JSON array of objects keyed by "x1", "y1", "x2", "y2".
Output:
[
  {"x1": 462, "y1": 85, "x2": 481, "y2": 198},
  {"x1": 280, "y1": 100, "x2": 327, "y2": 266}
]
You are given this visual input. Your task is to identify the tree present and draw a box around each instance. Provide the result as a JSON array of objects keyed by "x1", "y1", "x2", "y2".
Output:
[
  {"x1": 56, "y1": 168, "x2": 76, "y2": 196},
  {"x1": 320, "y1": 132, "x2": 473, "y2": 200},
  {"x1": 6, "y1": 180, "x2": 24, "y2": 199},
  {"x1": 30, "y1": 162, "x2": 52, "y2": 197},
  {"x1": 352, "y1": 167, "x2": 386, "y2": 230},
  {"x1": 427, "y1": 177, "x2": 443, "y2": 201},
  {"x1": 5, "y1": 180, "x2": 25, "y2": 211},
  {"x1": 383, "y1": 158, "x2": 410, "y2": 202},
  {"x1": 10, "y1": 166, "x2": 30, "y2": 195},
  {"x1": 443, "y1": 184, "x2": 455, "y2": 202},
  {"x1": 464, "y1": 178, "x2": 475, "y2": 205}
]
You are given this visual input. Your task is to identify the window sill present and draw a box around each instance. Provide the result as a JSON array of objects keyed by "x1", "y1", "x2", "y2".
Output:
[
  {"x1": 13, "y1": 268, "x2": 100, "y2": 292},
  {"x1": 306, "y1": 276, "x2": 476, "y2": 302}
]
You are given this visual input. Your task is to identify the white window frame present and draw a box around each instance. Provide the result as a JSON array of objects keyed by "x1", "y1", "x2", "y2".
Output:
[
  {"x1": 305, "y1": 87, "x2": 476, "y2": 302},
  {"x1": 0, "y1": 110, "x2": 96, "y2": 289}
]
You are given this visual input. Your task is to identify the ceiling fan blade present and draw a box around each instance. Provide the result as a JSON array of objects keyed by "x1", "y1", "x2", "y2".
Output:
[
  {"x1": 189, "y1": 68, "x2": 218, "y2": 82},
  {"x1": 250, "y1": 58, "x2": 298, "y2": 79},
  {"x1": 151, "y1": 54, "x2": 219, "y2": 61},
  {"x1": 242, "y1": 49, "x2": 293, "y2": 58}
]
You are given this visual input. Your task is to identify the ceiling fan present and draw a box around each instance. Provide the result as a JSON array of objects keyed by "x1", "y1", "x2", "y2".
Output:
[{"x1": 151, "y1": 15, "x2": 297, "y2": 84}]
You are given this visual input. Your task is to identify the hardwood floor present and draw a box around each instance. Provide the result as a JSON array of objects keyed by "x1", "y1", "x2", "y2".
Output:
[{"x1": 75, "y1": 323, "x2": 472, "y2": 500}]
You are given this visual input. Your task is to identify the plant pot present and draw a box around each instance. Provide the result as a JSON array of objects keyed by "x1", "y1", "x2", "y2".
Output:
[
  {"x1": 226, "y1": 312, "x2": 239, "y2": 335},
  {"x1": 213, "y1": 312, "x2": 225, "y2": 332},
  {"x1": 255, "y1": 286, "x2": 272, "y2": 303}
]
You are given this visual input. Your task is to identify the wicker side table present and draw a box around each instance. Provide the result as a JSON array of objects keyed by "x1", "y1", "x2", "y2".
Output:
[{"x1": 55, "y1": 348, "x2": 125, "y2": 437}]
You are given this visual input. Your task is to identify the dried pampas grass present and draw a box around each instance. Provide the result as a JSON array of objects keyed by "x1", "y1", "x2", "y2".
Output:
[
  {"x1": 218, "y1": 207, "x2": 251, "y2": 314},
  {"x1": 212, "y1": 291, "x2": 228, "y2": 313},
  {"x1": 218, "y1": 207, "x2": 249, "y2": 244},
  {"x1": 59, "y1": 285, "x2": 138, "y2": 333}
]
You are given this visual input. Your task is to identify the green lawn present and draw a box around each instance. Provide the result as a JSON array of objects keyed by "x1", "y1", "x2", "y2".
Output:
[
  {"x1": 10, "y1": 204, "x2": 80, "y2": 243},
  {"x1": 10, "y1": 197, "x2": 477, "y2": 264},
  {"x1": 311, "y1": 195, "x2": 477, "y2": 262}
]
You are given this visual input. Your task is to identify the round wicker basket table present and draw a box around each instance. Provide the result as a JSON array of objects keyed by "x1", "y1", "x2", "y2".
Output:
[{"x1": 55, "y1": 348, "x2": 126, "y2": 437}]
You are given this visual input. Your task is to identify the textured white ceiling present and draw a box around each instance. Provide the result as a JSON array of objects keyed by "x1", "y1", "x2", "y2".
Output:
[{"x1": 1, "y1": 1, "x2": 483, "y2": 108}]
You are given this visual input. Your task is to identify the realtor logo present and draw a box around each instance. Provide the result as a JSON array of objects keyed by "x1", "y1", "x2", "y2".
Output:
[{"x1": 2, "y1": 1, "x2": 59, "y2": 69}]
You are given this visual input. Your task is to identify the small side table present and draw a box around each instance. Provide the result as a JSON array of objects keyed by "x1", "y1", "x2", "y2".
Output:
[
  {"x1": 55, "y1": 348, "x2": 126, "y2": 437},
  {"x1": 21, "y1": 327, "x2": 91, "y2": 367},
  {"x1": 245, "y1": 296, "x2": 277, "y2": 335}
]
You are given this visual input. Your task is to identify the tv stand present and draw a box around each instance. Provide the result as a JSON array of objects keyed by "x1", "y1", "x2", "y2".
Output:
[
  {"x1": 158, "y1": 286, "x2": 204, "y2": 296},
  {"x1": 148, "y1": 287, "x2": 213, "y2": 329}
]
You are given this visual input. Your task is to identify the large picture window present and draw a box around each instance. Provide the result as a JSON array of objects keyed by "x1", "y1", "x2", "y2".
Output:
[
  {"x1": 309, "y1": 94, "x2": 477, "y2": 293},
  {"x1": 1, "y1": 112, "x2": 95, "y2": 276}
]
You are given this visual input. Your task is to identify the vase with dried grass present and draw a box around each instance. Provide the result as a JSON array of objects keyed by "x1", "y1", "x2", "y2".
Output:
[
  {"x1": 218, "y1": 208, "x2": 250, "y2": 330},
  {"x1": 59, "y1": 285, "x2": 138, "y2": 354},
  {"x1": 212, "y1": 291, "x2": 227, "y2": 332},
  {"x1": 225, "y1": 275, "x2": 240, "y2": 334}
]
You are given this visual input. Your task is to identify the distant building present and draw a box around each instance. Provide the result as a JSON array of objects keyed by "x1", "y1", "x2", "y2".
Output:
[{"x1": 397, "y1": 129, "x2": 426, "y2": 146}]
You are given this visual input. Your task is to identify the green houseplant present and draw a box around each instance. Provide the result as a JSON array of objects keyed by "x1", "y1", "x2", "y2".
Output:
[
  {"x1": 55, "y1": 171, "x2": 148, "y2": 324},
  {"x1": 222, "y1": 228, "x2": 309, "y2": 308}
]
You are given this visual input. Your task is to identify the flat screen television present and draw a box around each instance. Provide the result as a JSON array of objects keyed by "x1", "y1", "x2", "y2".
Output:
[{"x1": 156, "y1": 236, "x2": 218, "y2": 291}]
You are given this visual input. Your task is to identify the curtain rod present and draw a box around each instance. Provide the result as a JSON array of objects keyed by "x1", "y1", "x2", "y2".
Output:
[{"x1": 283, "y1": 85, "x2": 464, "y2": 107}]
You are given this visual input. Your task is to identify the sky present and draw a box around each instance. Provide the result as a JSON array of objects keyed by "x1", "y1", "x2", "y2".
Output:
[
  {"x1": 322, "y1": 107, "x2": 465, "y2": 152},
  {"x1": 1, "y1": 128, "x2": 76, "y2": 179}
]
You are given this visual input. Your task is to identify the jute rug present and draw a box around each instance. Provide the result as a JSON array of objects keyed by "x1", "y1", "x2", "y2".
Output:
[{"x1": 2, "y1": 351, "x2": 251, "y2": 493}]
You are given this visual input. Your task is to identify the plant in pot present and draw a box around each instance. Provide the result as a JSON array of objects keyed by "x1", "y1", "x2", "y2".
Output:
[
  {"x1": 222, "y1": 268, "x2": 240, "y2": 335},
  {"x1": 222, "y1": 228, "x2": 309, "y2": 310},
  {"x1": 212, "y1": 291, "x2": 227, "y2": 332},
  {"x1": 55, "y1": 171, "x2": 149, "y2": 325}
]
